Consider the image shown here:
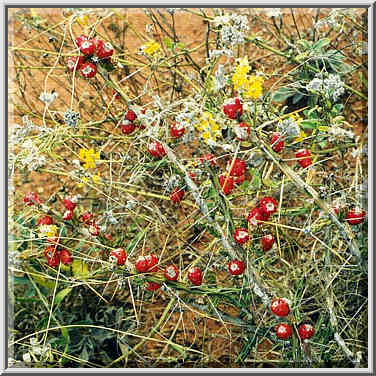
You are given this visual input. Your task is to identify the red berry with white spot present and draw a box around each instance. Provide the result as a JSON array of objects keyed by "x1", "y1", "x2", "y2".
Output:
[
  {"x1": 125, "y1": 110, "x2": 137, "y2": 122},
  {"x1": 63, "y1": 210, "x2": 73, "y2": 221},
  {"x1": 234, "y1": 175, "x2": 246, "y2": 185},
  {"x1": 135, "y1": 256, "x2": 149, "y2": 273},
  {"x1": 79, "y1": 40, "x2": 96, "y2": 55},
  {"x1": 223, "y1": 98, "x2": 243, "y2": 120},
  {"x1": 188, "y1": 267, "x2": 203, "y2": 286},
  {"x1": 226, "y1": 158, "x2": 246, "y2": 177},
  {"x1": 37, "y1": 216, "x2": 53, "y2": 226},
  {"x1": 110, "y1": 248, "x2": 127, "y2": 266},
  {"x1": 75, "y1": 34, "x2": 88, "y2": 48},
  {"x1": 96, "y1": 41, "x2": 114, "y2": 59},
  {"x1": 234, "y1": 122, "x2": 250, "y2": 141},
  {"x1": 276, "y1": 323, "x2": 293, "y2": 340},
  {"x1": 59, "y1": 249, "x2": 73, "y2": 265},
  {"x1": 145, "y1": 254, "x2": 159, "y2": 272},
  {"x1": 80, "y1": 62, "x2": 97, "y2": 78},
  {"x1": 219, "y1": 174, "x2": 234, "y2": 195},
  {"x1": 270, "y1": 298, "x2": 290, "y2": 317},
  {"x1": 81, "y1": 211, "x2": 94, "y2": 224},
  {"x1": 259, "y1": 196, "x2": 278, "y2": 217},
  {"x1": 63, "y1": 196, "x2": 77, "y2": 211},
  {"x1": 164, "y1": 264, "x2": 179, "y2": 281},
  {"x1": 147, "y1": 141, "x2": 166, "y2": 158},
  {"x1": 188, "y1": 171, "x2": 197, "y2": 182},
  {"x1": 88, "y1": 222, "x2": 100, "y2": 236},
  {"x1": 271, "y1": 132, "x2": 284, "y2": 153},
  {"x1": 170, "y1": 188, "x2": 185, "y2": 204},
  {"x1": 200, "y1": 153, "x2": 217, "y2": 166},
  {"x1": 24, "y1": 192, "x2": 42, "y2": 206},
  {"x1": 112, "y1": 90, "x2": 120, "y2": 100},
  {"x1": 296, "y1": 149, "x2": 312, "y2": 168},
  {"x1": 262, "y1": 234, "x2": 275, "y2": 252},
  {"x1": 170, "y1": 122, "x2": 185, "y2": 138},
  {"x1": 298, "y1": 323, "x2": 315, "y2": 340},
  {"x1": 44, "y1": 246, "x2": 60, "y2": 267},
  {"x1": 67, "y1": 56, "x2": 85, "y2": 72},
  {"x1": 345, "y1": 207, "x2": 366, "y2": 225},
  {"x1": 120, "y1": 121, "x2": 136, "y2": 135},
  {"x1": 233, "y1": 228, "x2": 249, "y2": 245},
  {"x1": 247, "y1": 207, "x2": 264, "y2": 226},
  {"x1": 147, "y1": 282, "x2": 161, "y2": 291},
  {"x1": 228, "y1": 260, "x2": 246, "y2": 276}
]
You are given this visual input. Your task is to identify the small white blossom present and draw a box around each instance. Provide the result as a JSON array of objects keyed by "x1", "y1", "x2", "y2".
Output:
[{"x1": 39, "y1": 91, "x2": 58, "y2": 106}]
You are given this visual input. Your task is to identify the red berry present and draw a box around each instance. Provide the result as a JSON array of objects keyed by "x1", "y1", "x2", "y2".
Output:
[
  {"x1": 67, "y1": 56, "x2": 85, "y2": 72},
  {"x1": 145, "y1": 254, "x2": 159, "y2": 272},
  {"x1": 188, "y1": 267, "x2": 203, "y2": 286},
  {"x1": 270, "y1": 298, "x2": 290, "y2": 317},
  {"x1": 81, "y1": 211, "x2": 94, "y2": 224},
  {"x1": 226, "y1": 158, "x2": 246, "y2": 177},
  {"x1": 105, "y1": 233, "x2": 113, "y2": 241},
  {"x1": 233, "y1": 228, "x2": 249, "y2": 245},
  {"x1": 345, "y1": 207, "x2": 366, "y2": 225},
  {"x1": 112, "y1": 90, "x2": 120, "y2": 100},
  {"x1": 91, "y1": 37, "x2": 104, "y2": 51},
  {"x1": 259, "y1": 196, "x2": 278, "y2": 217},
  {"x1": 63, "y1": 196, "x2": 77, "y2": 211},
  {"x1": 75, "y1": 34, "x2": 88, "y2": 48},
  {"x1": 170, "y1": 188, "x2": 185, "y2": 204},
  {"x1": 135, "y1": 256, "x2": 149, "y2": 273},
  {"x1": 223, "y1": 98, "x2": 243, "y2": 120},
  {"x1": 110, "y1": 248, "x2": 127, "y2": 266},
  {"x1": 120, "y1": 121, "x2": 136, "y2": 135},
  {"x1": 59, "y1": 249, "x2": 73, "y2": 265},
  {"x1": 188, "y1": 171, "x2": 197, "y2": 182},
  {"x1": 170, "y1": 122, "x2": 185, "y2": 138},
  {"x1": 333, "y1": 206, "x2": 339, "y2": 215},
  {"x1": 228, "y1": 260, "x2": 246, "y2": 276},
  {"x1": 88, "y1": 222, "x2": 100, "y2": 236},
  {"x1": 24, "y1": 192, "x2": 42, "y2": 206},
  {"x1": 37, "y1": 216, "x2": 53, "y2": 226},
  {"x1": 164, "y1": 264, "x2": 179, "y2": 281},
  {"x1": 234, "y1": 174, "x2": 246, "y2": 186},
  {"x1": 276, "y1": 323, "x2": 293, "y2": 340},
  {"x1": 271, "y1": 132, "x2": 284, "y2": 153},
  {"x1": 247, "y1": 207, "x2": 264, "y2": 226},
  {"x1": 147, "y1": 141, "x2": 166, "y2": 158},
  {"x1": 200, "y1": 153, "x2": 217, "y2": 167},
  {"x1": 296, "y1": 149, "x2": 312, "y2": 168},
  {"x1": 125, "y1": 110, "x2": 137, "y2": 122},
  {"x1": 298, "y1": 323, "x2": 315, "y2": 340},
  {"x1": 63, "y1": 210, "x2": 73, "y2": 221},
  {"x1": 96, "y1": 41, "x2": 114, "y2": 59},
  {"x1": 234, "y1": 122, "x2": 250, "y2": 141},
  {"x1": 47, "y1": 237, "x2": 60, "y2": 246},
  {"x1": 80, "y1": 62, "x2": 97, "y2": 78},
  {"x1": 147, "y1": 282, "x2": 161, "y2": 291},
  {"x1": 79, "y1": 39, "x2": 96, "y2": 55},
  {"x1": 262, "y1": 234, "x2": 275, "y2": 252},
  {"x1": 219, "y1": 174, "x2": 234, "y2": 195},
  {"x1": 44, "y1": 246, "x2": 60, "y2": 267}
]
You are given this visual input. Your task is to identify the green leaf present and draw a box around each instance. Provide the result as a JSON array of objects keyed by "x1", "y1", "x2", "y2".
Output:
[
  {"x1": 300, "y1": 119, "x2": 319, "y2": 129},
  {"x1": 292, "y1": 92, "x2": 305, "y2": 105},
  {"x1": 54, "y1": 287, "x2": 73, "y2": 307},
  {"x1": 312, "y1": 38, "x2": 330, "y2": 51},
  {"x1": 297, "y1": 39, "x2": 311, "y2": 51},
  {"x1": 164, "y1": 37, "x2": 173, "y2": 49},
  {"x1": 272, "y1": 87, "x2": 296, "y2": 103}
]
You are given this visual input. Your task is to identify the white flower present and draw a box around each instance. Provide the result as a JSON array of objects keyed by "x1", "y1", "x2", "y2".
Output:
[
  {"x1": 39, "y1": 91, "x2": 58, "y2": 106},
  {"x1": 214, "y1": 64, "x2": 227, "y2": 91}
]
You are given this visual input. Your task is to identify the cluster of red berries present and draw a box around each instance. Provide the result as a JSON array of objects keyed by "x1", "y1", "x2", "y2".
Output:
[
  {"x1": 120, "y1": 109, "x2": 147, "y2": 135},
  {"x1": 270, "y1": 298, "x2": 315, "y2": 341},
  {"x1": 66, "y1": 35, "x2": 114, "y2": 78},
  {"x1": 219, "y1": 157, "x2": 247, "y2": 195},
  {"x1": 248, "y1": 196, "x2": 278, "y2": 227},
  {"x1": 80, "y1": 210, "x2": 100, "y2": 237},
  {"x1": 269, "y1": 131, "x2": 313, "y2": 169},
  {"x1": 222, "y1": 99, "x2": 252, "y2": 142},
  {"x1": 44, "y1": 245, "x2": 73, "y2": 267}
]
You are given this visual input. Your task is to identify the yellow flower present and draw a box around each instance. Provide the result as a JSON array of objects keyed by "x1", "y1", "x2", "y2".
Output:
[
  {"x1": 77, "y1": 173, "x2": 101, "y2": 188},
  {"x1": 244, "y1": 75, "x2": 264, "y2": 100},
  {"x1": 77, "y1": 14, "x2": 89, "y2": 26},
  {"x1": 196, "y1": 112, "x2": 221, "y2": 144},
  {"x1": 79, "y1": 148, "x2": 100, "y2": 170},
  {"x1": 143, "y1": 41, "x2": 160, "y2": 56},
  {"x1": 232, "y1": 57, "x2": 251, "y2": 90},
  {"x1": 39, "y1": 225, "x2": 57, "y2": 238},
  {"x1": 295, "y1": 129, "x2": 307, "y2": 142}
]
